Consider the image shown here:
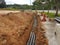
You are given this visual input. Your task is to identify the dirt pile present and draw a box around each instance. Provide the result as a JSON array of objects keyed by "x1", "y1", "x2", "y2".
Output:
[
  {"x1": 35, "y1": 15, "x2": 48, "y2": 45},
  {"x1": 0, "y1": 12, "x2": 34, "y2": 45}
]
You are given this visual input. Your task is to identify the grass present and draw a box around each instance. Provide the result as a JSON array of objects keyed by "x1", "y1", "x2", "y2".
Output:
[
  {"x1": 45, "y1": 12, "x2": 60, "y2": 18},
  {"x1": 0, "y1": 8, "x2": 20, "y2": 10}
]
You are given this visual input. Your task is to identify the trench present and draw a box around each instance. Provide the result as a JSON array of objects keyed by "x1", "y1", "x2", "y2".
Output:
[{"x1": 27, "y1": 15, "x2": 37, "y2": 45}]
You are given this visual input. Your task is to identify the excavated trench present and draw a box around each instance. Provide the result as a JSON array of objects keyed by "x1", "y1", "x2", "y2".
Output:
[
  {"x1": 27, "y1": 14, "x2": 48, "y2": 45},
  {"x1": 27, "y1": 15, "x2": 37, "y2": 45}
]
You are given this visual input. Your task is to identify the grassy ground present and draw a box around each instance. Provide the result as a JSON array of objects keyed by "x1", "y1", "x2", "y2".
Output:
[
  {"x1": 45, "y1": 12, "x2": 60, "y2": 18},
  {"x1": 0, "y1": 8, "x2": 20, "y2": 10}
]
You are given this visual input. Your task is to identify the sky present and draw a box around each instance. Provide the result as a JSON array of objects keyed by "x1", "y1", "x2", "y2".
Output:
[{"x1": 5, "y1": 0, "x2": 34, "y2": 5}]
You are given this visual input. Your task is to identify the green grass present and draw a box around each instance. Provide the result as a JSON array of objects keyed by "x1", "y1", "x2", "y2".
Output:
[
  {"x1": 0, "y1": 8, "x2": 20, "y2": 10},
  {"x1": 45, "y1": 12, "x2": 60, "y2": 18}
]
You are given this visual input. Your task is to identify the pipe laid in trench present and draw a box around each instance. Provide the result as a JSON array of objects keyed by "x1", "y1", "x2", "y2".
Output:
[{"x1": 27, "y1": 15, "x2": 37, "y2": 45}]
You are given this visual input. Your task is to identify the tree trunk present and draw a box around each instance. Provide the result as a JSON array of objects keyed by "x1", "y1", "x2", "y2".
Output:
[
  {"x1": 47, "y1": 4, "x2": 49, "y2": 14},
  {"x1": 55, "y1": 0, "x2": 58, "y2": 16},
  {"x1": 55, "y1": 6, "x2": 58, "y2": 16}
]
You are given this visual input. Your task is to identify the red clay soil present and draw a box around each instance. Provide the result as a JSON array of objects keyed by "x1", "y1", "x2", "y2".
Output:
[
  {"x1": 0, "y1": 12, "x2": 34, "y2": 45},
  {"x1": 35, "y1": 15, "x2": 48, "y2": 45}
]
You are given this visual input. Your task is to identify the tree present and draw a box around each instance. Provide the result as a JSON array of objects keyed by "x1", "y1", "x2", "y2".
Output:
[
  {"x1": 47, "y1": 0, "x2": 60, "y2": 16},
  {"x1": 55, "y1": 0, "x2": 59, "y2": 16},
  {"x1": 33, "y1": 0, "x2": 51, "y2": 10},
  {"x1": 0, "y1": 0, "x2": 6, "y2": 8},
  {"x1": 44, "y1": 0, "x2": 50, "y2": 13},
  {"x1": 33, "y1": 0, "x2": 44, "y2": 10}
]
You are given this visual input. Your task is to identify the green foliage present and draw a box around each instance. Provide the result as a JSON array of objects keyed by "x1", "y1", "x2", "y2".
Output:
[
  {"x1": 6, "y1": 4, "x2": 32, "y2": 10},
  {"x1": 45, "y1": 12, "x2": 60, "y2": 18},
  {"x1": 33, "y1": 0, "x2": 60, "y2": 10},
  {"x1": 1, "y1": 0, "x2": 60, "y2": 10}
]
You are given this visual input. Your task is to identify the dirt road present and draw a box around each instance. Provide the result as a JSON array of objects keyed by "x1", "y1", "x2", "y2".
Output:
[{"x1": 0, "y1": 10, "x2": 19, "y2": 14}]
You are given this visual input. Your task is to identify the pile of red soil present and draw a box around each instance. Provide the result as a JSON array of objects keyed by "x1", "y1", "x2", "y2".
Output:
[{"x1": 0, "y1": 12, "x2": 34, "y2": 45}]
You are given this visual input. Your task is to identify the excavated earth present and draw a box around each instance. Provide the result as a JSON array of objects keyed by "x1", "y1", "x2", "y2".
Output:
[
  {"x1": 35, "y1": 15, "x2": 48, "y2": 45},
  {"x1": 0, "y1": 11, "x2": 48, "y2": 45},
  {"x1": 0, "y1": 12, "x2": 34, "y2": 45}
]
